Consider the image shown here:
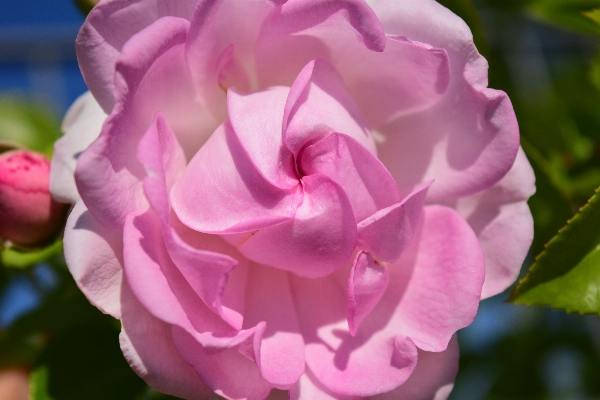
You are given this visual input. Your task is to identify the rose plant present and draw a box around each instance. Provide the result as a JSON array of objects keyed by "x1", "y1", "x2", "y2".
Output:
[{"x1": 50, "y1": 0, "x2": 535, "y2": 398}]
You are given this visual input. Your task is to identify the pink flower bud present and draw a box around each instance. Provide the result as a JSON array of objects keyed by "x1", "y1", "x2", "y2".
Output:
[{"x1": 0, "y1": 150, "x2": 68, "y2": 247}]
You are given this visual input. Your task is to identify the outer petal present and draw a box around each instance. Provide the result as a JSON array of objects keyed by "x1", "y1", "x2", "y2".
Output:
[
  {"x1": 76, "y1": 17, "x2": 195, "y2": 231},
  {"x1": 119, "y1": 283, "x2": 214, "y2": 400},
  {"x1": 137, "y1": 113, "x2": 245, "y2": 329},
  {"x1": 232, "y1": 174, "x2": 357, "y2": 278},
  {"x1": 372, "y1": 0, "x2": 520, "y2": 201},
  {"x1": 256, "y1": 7, "x2": 449, "y2": 125},
  {"x1": 50, "y1": 92, "x2": 106, "y2": 204},
  {"x1": 450, "y1": 147, "x2": 535, "y2": 298},
  {"x1": 371, "y1": 335, "x2": 459, "y2": 400},
  {"x1": 63, "y1": 201, "x2": 123, "y2": 318},
  {"x1": 242, "y1": 265, "x2": 305, "y2": 388},
  {"x1": 76, "y1": 0, "x2": 197, "y2": 112},
  {"x1": 381, "y1": 206, "x2": 485, "y2": 352}
]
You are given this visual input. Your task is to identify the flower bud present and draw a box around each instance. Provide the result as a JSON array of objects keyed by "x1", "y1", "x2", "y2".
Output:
[{"x1": 0, "y1": 150, "x2": 68, "y2": 247}]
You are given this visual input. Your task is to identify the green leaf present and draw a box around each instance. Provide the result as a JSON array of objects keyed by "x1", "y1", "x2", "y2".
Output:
[
  {"x1": 583, "y1": 7, "x2": 600, "y2": 24},
  {"x1": 1, "y1": 241, "x2": 63, "y2": 269},
  {"x1": 527, "y1": 0, "x2": 600, "y2": 36},
  {"x1": 74, "y1": 0, "x2": 97, "y2": 16},
  {"x1": 30, "y1": 366, "x2": 55, "y2": 400},
  {"x1": 510, "y1": 186, "x2": 600, "y2": 314}
]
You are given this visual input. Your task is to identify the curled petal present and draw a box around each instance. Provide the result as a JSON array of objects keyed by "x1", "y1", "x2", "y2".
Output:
[
  {"x1": 76, "y1": 0, "x2": 197, "y2": 112},
  {"x1": 283, "y1": 59, "x2": 374, "y2": 156},
  {"x1": 172, "y1": 327, "x2": 274, "y2": 400},
  {"x1": 171, "y1": 120, "x2": 301, "y2": 234},
  {"x1": 243, "y1": 265, "x2": 305, "y2": 388},
  {"x1": 123, "y1": 210, "x2": 253, "y2": 351},
  {"x1": 76, "y1": 17, "x2": 191, "y2": 231},
  {"x1": 64, "y1": 202, "x2": 123, "y2": 318},
  {"x1": 357, "y1": 181, "x2": 431, "y2": 263},
  {"x1": 346, "y1": 252, "x2": 389, "y2": 336},
  {"x1": 300, "y1": 132, "x2": 399, "y2": 222},
  {"x1": 233, "y1": 174, "x2": 357, "y2": 278},
  {"x1": 371, "y1": 335, "x2": 459, "y2": 400}
]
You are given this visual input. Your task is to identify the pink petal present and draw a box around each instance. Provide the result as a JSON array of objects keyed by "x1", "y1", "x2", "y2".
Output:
[
  {"x1": 76, "y1": 0, "x2": 197, "y2": 112},
  {"x1": 382, "y1": 205, "x2": 485, "y2": 352},
  {"x1": 371, "y1": 335, "x2": 459, "y2": 400},
  {"x1": 137, "y1": 113, "x2": 245, "y2": 329},
  {"x1": 283, "y1": 59, "x2": 375, "y2": 156},
  {"x1": 119, "y1": 283, "x2": 214, "y2": 400},
  {"x1": 255, "y1": 0, "x2": 386, "y2": 88},
  {"x1": 76, "y1": 17, "x2": 194, "y2": 231},
  {"x1": 243, "y1": 265, "x2": 305, "y2": 387},
  {"x1": 450, "y1": 147, "x2": 535, "y2": 298},
  {"x1": 372, "y1": 0, "x2": 520, "y2": 201},
  {"x1": 172, "y1": 326, "x2": 274, "y2": 400},
  {"x1": 290, "y1": 271, "x2": 418, "y2": 397},
  {"x1": 171, "y1": 120, "x2": 302, "y2": 234},
  {"x1": 356, "y1": 181, "x2": 431, "y2": 263},
  {"x1": 227, "y1": 87, "x2": 298, "y2": 189},
  {"x1": 346, "y1": 251, "x2": 389, "y2": 336},
  {"x1": 232, "y1": 174, "x2": 357, "y2": 278},
  {"x1": 63, "y1": 202, "x2": 123, "y2": 319},
  {"x1": 300, "y1": 132, "x2": 400, "y2": 223},
  {"x1": 122, "y1": 209, "x2": 255, "y2": 351},
  {"x1": 341, "y1": 35, "x2": 450, "y2": 128},
  {"x1": 50, "y1": 92, "x2": 106, "y2": 204}
]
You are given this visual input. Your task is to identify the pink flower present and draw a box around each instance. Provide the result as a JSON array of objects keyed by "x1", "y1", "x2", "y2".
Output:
[
  {"x1": 50, "y1": 0, "x2": 535, "y2": 399},
  {"x1": 0, "y1": 149, "x2": 68, "y2": 247}
]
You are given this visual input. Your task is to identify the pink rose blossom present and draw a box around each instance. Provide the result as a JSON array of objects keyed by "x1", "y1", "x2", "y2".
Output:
[
  {"x1": 0, "y1": 149, "x2": 68, "y2": 247},
  {"x1": 50, "y1": 0, "x2": 535, "y2": 398}
]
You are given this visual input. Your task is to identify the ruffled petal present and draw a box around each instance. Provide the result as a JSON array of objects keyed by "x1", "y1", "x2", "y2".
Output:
[
  {"x1": 232, "y1": 174, "x2": 357, "y2": 278},
  {"x1": 450, "y1": 147, "x2": 535, "y2": 298},
  {"x1": 171, "y1": 120, "x2": 301, "y2": 234},
  {"x1": 76, "y1": 17, "x2": 194, "y2": 231},
  {"x1": 137, "y1": 113, "x2": 245, "y2": 329},
  {"x1": 63, "y1": 201, "x2": 123, "y2": 318},
  {"x1": 372, "y1": 0, "x2": 520, "y2": 201},
  {"x1": 243, "y1": 265, "x2": 305, "y2": 388},
  {"x1": 172, "y1": 326, "x2": 274, "y2": 400},
  {"x1": 381, "y1": 206, "x2": 485, "y2": 352},
  {"x1": 356, "y1": 181, "x2": 431, "y2": 263},
  {"x1": 119, "y1": 283, "x2": 214, "y2": 400},
  {"x1": 283, "y1": 59, "x2": 374, "y2": 156},
  {"x1": 50, "y1": 92, "x2": 106, "y2": 204},
  {"x1": 300, "y1": 132, "x2": 400, "y2": 223},
  {"x1": 76, "y1": 0, "x2": 197, "y2": 112},
  {"x1": 371, "y1": 335, "x2": 459, "y2": 400}
]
